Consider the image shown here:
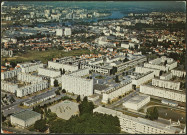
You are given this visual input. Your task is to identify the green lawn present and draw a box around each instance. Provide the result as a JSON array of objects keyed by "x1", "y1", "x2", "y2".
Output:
[{"x1": 2, "y1": 49, "x2": 93, "y2": 64}]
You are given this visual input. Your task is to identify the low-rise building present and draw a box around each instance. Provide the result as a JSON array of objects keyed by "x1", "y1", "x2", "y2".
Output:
[
  {"x1": 123, "y1": 94, "x2": 150, "y2": 111},
  {"x1": 10, "y1": 110, "x2": 41, "y2": 128}
]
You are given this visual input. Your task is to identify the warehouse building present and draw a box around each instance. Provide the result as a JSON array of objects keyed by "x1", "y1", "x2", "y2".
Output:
[{"x1": 10, "y1": 110, "x2": 41, "y2": 128}]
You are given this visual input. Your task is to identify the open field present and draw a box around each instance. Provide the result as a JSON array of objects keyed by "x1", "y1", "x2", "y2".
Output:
[
  {"x1": 147, "y1": 106, "x2": 186, "y2": 124},
  {"x1": 1, "y1": 49, "x2": 93, "y2": 64}
]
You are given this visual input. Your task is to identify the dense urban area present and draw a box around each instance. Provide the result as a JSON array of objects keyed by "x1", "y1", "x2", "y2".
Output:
[{"x1": 1, "y1": 1, "x2": 186, "y2": 134}]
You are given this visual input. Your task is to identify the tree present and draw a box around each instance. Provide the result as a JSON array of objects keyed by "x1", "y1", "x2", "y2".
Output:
[
  {"x1": 54, "y1": 80, "x2": 59, "y2": 87},
  {"x1": 20, "y1": 102, "x2": 23, "y2": 106},
  {"x1": 10, "y1": 96, "x2": 15, "y2": 103},
  {"x1": 62, "y1": 89, "x2": 66, "y2": 93},
  {"x1": 10, "y1": 61, "x2": 17, "y2": 68},
  {"x1": 76, "y1": 95, "x2": 81, "y2": 102},
  {"x1": 62, "y1": 69, "x2": 65, "y2": 74},
  {"x1": 145, "y1": 107, "x2": 159, "y2": 120},
  {"x1": 34, "y1": 119, "x2": 48, "y2": 132},
  {"x1": 60, "y1": 68, "x2": 63, "y2": 75},
  {"x1": 2, "y1": 113, "x2": 6, "y2": 122},
  {"x1": 55, "y1": 90, "x2": 60, "y2": 95},
  {"x1": 115, "y1": 75, "x2": 120, "y2": 83}
]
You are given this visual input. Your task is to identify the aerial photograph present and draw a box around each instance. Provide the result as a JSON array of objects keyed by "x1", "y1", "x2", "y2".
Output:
[{"x1": 1, "y1": 1, "x2": 186, "y2": 134}]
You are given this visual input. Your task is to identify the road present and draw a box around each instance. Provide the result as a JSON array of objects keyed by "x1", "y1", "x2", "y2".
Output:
[
  {"x1": 106, "y1": 90, "x2": 138, "y2": 109},
  {"x1": 2, "y1": 87, "x2": 59, "y2": 116}
]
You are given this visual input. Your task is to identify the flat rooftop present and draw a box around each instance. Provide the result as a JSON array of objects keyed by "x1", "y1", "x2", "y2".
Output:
[
  {"x1": 123, "y1": 94, "x2": 150, "y2": 105},
  {"x1": 11, "y1": 110, "x2": 41, "y2": 121}
]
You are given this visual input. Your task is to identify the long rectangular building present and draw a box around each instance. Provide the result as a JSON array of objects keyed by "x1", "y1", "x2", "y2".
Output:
[
  {"x1": 115, "y1": 56, "x2": 147, "y2": 72},
  {"x1": 38, "y1": 67, "x2": 61, "y2": 78},
  {"x1": 93, "y1": 106, "x2": 182, "y2": 134},
  {"x1": 152, "y1": 78, "x2": 180, "y2": 90},
  {"x1": 140, "y1": 85, "x2": 185, "y2": 102},
  {"x1": 135, "y1": 66, "x2": 160, "y2": 77},
  {"x1": 1, "y1": 68, "x2": 21, "y2": 80},
  {"x1": 102, "y1": 81, "x2": 132, "y2": 103}
]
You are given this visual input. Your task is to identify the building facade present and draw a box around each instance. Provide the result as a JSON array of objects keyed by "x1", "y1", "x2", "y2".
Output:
[
  {"x1": 38, "y1": 67, "x2": 61, "y2": 78},
  {"x1": 16, "y1": 80, "x2": 49, "y2": 97},
  {"x1": 17, "y1": 72, "x2": 43, "y2": 83},
  {"x1": 140, "y1": 85, "x2": 185, "y2": 102},
  {"x1": 135, "y1": 66, "x2": 160, "y2": 77},
  {"x1": 171, "y1": 70, "x2": 186, "y2": 78},
  {"x1": 1, "y1": 81, "x2": 18, "y2": 93},
  {"x1": 93, "y1": 106, "x2": 182, "y2": 134},
  {"x1": 1, "y1": 68, "x2": 21, "y2": 80},
  {"x1": 102, "y1": 81, "x2": 132, "y2": 103},
  {"x1": 152, "y1": 78, "x2": 180, "y2": 90},
  {"x1": 61, "y1": 70, "x2": 93, "y2": 96}
]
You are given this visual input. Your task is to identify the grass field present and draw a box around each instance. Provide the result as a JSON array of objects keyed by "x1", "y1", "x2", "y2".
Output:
[
  {"x1": 147, "y1": 106, "x2": 186, "y2": 124},
  {"x1": 1, "y1": 49, "x2": 93, "y2": 64}
]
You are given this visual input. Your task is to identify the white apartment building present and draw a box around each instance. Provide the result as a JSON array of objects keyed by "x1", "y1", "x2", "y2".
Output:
[
  {"x1": 64, "y1": 27, "x2": 72, "y2": 36},
  {"x1": 152, "y1": 78, "x2": 180, "y2": 90},
  {"x1": 81, "y1": 64, "x2": 112, "y2": 74},
  {"x1": 116, "y1": 56, "x2": 147, "y2": 72},
  {"x1": 135, "y1": 66, "x2": 160, "y2": 77},
  {"x1": 160, "y1": 73, "x2": 173, "y2": 80},
  {"x1": 1, "y1": 49, "x2": 13, "y2": 57},
  {"x1": 132, "y1": 71, "x2": 154, "y2": 86},
  {"x1": 17, "y1": 72, "x2": 43, "y2": 83},
  {"x1": 93, "y1": 106, "x2": 182, "y2": 134},
  {"x1": 102, "y1": 81, "x2": 132, "y2": 103},
  {"x1": 1, "y1": 81, "x2": 18, "y2": 93},
  {"x1": 48, "y1": 61, "x2": 78, "y2": 72},
  {"x1": 70, "y1": 68, "x2": 90, "y2": 77},
  {"x1": 1, "y1": 68, "x2": 21, "y2": 80},
  {"x1": 16, "y1": 80, "x2": 49, "y2": 97},
  {"x1": 17, "y1": 62, "x2": 43, "y2": 73},
  {"x1": 56, "y1": 29, "x2": 63, "y2": 36},
  {"x1": 38, "y1": 67, "x2": 61, "y2": 78},
  {"x1": 123, "y1": 94, "x2": 150, "y2": 111},
  {"x1": 61, "y1": 69, "x2": 93, "y2": 96},
  {"x1": 140, "y1": 85, "x2": 185, "y2": 102},
  {"x1": 10, "y1": 110, "x2": 41, "y2": 128},
  {"x1": 171, "y1": 70, "x2": 186, "y2": 78},
  {"x1": 144, "y1": 56, "x2": 177, "y2": 72}
]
